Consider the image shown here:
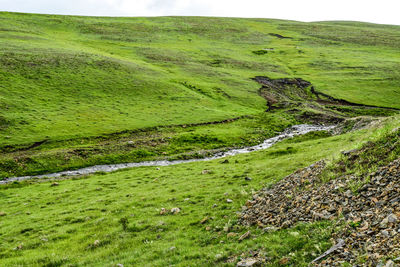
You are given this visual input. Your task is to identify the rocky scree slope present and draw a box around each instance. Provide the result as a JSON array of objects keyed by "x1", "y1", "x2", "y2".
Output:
[{"x1": 239, "y1": 130, "x2": 400, "y2": 265}]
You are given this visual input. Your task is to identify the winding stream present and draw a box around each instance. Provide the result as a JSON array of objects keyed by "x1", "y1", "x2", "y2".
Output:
[{"x1": 0, "y1": 124, "x2": 335, "y2": 184}]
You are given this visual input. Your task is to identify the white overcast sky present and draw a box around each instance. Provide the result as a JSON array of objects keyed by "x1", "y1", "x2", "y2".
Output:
[{"x1": 1, "y1": 0, "x2": 400, "y2": 25}]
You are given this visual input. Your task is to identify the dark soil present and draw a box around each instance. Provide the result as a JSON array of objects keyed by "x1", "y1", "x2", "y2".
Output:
[
  {"x1": 253, "y1": 76, "x2": 400, "y2": 120},
  {"x1": 269, "y1": 33, "x2": 292, "y2": 39}
]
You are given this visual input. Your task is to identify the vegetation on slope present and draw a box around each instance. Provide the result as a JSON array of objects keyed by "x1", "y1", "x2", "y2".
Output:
[
  {"x1": 0, "y1": 72, "x2": 397, "y2": 178},
  {"x1": 239, "y1": 126, "x2": 400, "y2": 265},
  {"x1": 1, "y1": 12, "x2": 400, "y2": 148},
  {"x1": 1, "y1": 12, "x2": 400, "y2": 266},
  {"x1": 1, "y1": 115, "x2": 399, "y2": 266}
]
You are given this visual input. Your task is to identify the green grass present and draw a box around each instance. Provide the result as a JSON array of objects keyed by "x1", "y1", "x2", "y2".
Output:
[
  {"x1": 2, "y1": 115, "x2": 398, "y2": 266},
  {"x1": 1, "y1": 12, "x2": 400, "y2": 176},
  {"x1": 0, "y1": 111, "x2": 299, "y2": 178},
  {"x1": 1, "y1": 12, "x2": 400, "y2": 266},
  {"x1": 1, "y1": 13, "x2": 400, "y2": 148},
  {"x1": 322, "y1": 116, "x2": 400, "y2": 183}
]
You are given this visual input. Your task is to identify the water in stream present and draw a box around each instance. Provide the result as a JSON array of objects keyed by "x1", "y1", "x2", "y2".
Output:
[{"x1": 0, "y1": 124, "x2": 335, "y2": 184}]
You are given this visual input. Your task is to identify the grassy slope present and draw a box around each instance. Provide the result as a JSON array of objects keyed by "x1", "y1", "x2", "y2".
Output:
[
  {"x1": 1, "y1": 116, "x2": 399, "y2": 266},
  {"x1": 1, "y1": 12, "x2": 400, "y2": 266},
  {"x1": 0, "y1": 112, "x2": 298, "y2": 178},
  {"x1": 0, "y1": 13, "x2": 400, "y2": 147}
]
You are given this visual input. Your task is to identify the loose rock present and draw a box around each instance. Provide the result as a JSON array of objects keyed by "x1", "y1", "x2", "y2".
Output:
[
  {"x1": 200, "y1": 217, "x2": 209, "y2": 224},
  {"x1": 159, "y1": 208, "x2": 167, "y2": 215},
  {"x1": 279, "y1": 258, "x2": 289, "y2": 265},
  {"x1": 239, "y1": 231, "x2": 251, "y2": 242},
  {"x1": 239, "y1": 159, "x2": 400, "y2": 265},
  {"x1": 237, "y1": 258, "x2": 259, "y2": 267},
  {"x1": 388, "y1": 214, "x2": 398, "y2": 223},
  {"x1": 171, "y1": 208, "x2": 180, "y2": 214},
  {"x1": 227, "y1": 232, "x2": 237, "y2": 238}
]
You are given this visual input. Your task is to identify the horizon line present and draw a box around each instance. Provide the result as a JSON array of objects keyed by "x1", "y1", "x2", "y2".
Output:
[{"x1": 1, "y1": 10, "x2": 400, "y2": 27}]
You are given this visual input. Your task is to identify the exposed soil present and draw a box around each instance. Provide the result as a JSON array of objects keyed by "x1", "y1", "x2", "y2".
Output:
[
  {"x1": 254, "y1": 76, "x2": 400, "y2": 112},
  {"x1": 269, "y1": 33, "x2": 292, "y2": 39},
  {"x1": 254, "y1": 76, "x2": 308, "y2": 107},
  {"x1": 253, "y1": 76, "x2": 399, "y2": 128},
  {"x1": 297, "y1": 111, "x2": 345, "y2": 124}
]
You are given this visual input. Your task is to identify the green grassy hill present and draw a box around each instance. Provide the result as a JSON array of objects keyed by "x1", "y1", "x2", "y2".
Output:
[
  {"x1": 1, "y1": 115, "x2": 399, "y2": 266},
  {"x1": 1, "y1": 12, "x2": 400, "y2": 147},
  {"x1": 1, "y1": 12, "x2": 400, "y2": 266}
]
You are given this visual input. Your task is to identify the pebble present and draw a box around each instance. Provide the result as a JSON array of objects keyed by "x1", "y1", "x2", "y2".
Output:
[
  {"x1": 381, "y1": 230, "x2": 390, "y2": 238},
  {"x1": 238, "y1": 231, "x2": 251, "y2": 242},
  {"x1": 388, "y1": 214, "x2": 398, "y2": 223},
  {"x1": 200, "y1": 217, "x2": 209, "y2": 224},
  {"x1": 263, "y1": 226, "x2": 277, "y2": 233},
  {"x1": 170, "y1": 208, "x2": 180, "y2": 214},
  {"x1": 279, "y1": 258, "x2": 289, "y2": 265},
  {"x1": 227, "y1": 199, "x2": 233, "y2": 203},
  {"x1": 227, "y1": 232, "x2": 237, "y2": 238},
  {"x1": 381, "y1": 217, "x2": 389, "y2": 228},
  {"x1": 237, "y1": 258, "x2": 258, "y2": 267}
]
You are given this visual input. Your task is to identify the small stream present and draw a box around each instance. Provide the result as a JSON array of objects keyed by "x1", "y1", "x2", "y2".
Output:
[{"x1": 0, "y1": 124, "x2": 335, "y2": 184}]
